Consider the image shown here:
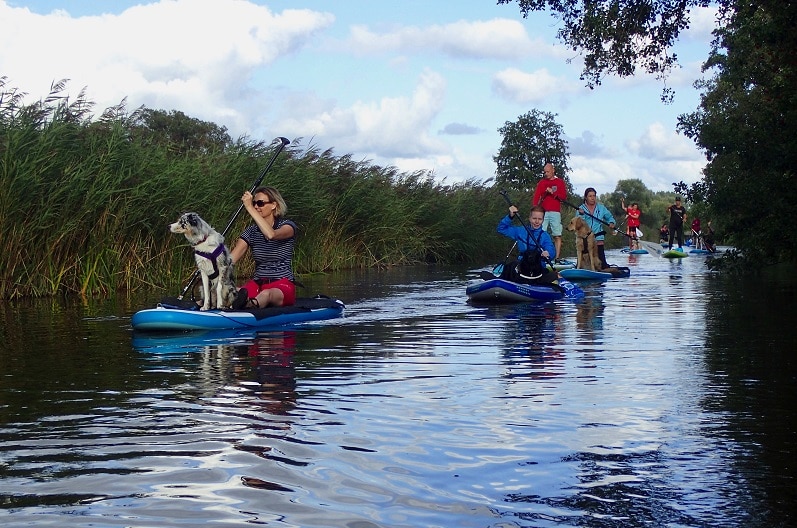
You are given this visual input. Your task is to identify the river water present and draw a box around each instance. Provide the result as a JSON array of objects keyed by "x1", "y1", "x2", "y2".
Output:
[{"x1": 1, "y1": 250, "x2": 795, "y2": 527}]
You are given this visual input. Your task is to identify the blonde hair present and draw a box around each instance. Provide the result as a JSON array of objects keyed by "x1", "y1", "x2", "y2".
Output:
[{"x1": 253, "y1": 186, "x2": 287, "y2": 218}]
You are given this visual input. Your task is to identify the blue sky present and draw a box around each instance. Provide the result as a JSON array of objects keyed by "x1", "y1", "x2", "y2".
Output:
[{"x1": 0, "y1": 0, "x2": 718, "y2": 196}]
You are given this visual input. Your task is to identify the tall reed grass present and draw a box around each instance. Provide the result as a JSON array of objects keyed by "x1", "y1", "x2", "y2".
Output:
[{"x1": 1, "y1": 79, "x2": 518, "y2": 300}]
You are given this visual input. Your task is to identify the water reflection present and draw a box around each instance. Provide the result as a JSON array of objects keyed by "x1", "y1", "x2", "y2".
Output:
[
  {"x1": 235, "y1": 331, "x2": 297, "y2": 416},
  {"x1": 574, "y1": 289, "x2": 605, "y2": 341},
  {"x1": 702, "y1": 272, "x2": 797, "y2": 526},
  {"x1": 489, "y1": 302, "x2": 566, "y2": 382},
  {"x1": 1, "y1": 261, "x2": 796, "y2": 527}
]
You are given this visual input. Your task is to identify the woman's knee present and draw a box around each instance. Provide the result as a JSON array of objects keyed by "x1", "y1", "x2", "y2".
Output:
[{"x1": 256, "y1": 287, "x2": 284, "y2": 307}]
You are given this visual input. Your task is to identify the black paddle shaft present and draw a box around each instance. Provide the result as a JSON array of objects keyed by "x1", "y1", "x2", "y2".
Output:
[
  {"x1": 556, "y1": 196, "x2": 634, "y2": 241},
  {"x1": 178, "y1": 137, "x2": 291, "y2": 300}
]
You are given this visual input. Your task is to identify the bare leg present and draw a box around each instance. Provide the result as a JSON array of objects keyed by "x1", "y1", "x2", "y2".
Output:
[
  {"x1": 251, "y1": 287, "x2": 285, "y2": 308},
  {"x1": 553, "y1": 236, "x2": 562, "y2": 261}
]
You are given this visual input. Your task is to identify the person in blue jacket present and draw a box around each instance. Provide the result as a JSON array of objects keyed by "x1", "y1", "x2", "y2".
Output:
[
  {"x1": 576, "y1": 187, "x2": 616, "y2": 270},
  {"x1": 497, "y1": 204, "x2": 558, "y2": 283}
]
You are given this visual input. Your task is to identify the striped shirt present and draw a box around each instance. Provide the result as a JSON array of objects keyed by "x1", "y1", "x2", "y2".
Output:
[{"x1": 240, "y1": 218, "x2": 297, "y2": 281}]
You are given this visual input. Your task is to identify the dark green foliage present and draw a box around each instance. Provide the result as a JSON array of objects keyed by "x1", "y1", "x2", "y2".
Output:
[
  {"x1": 497, "y1": 0, "x2": 718, "y2": 94},
  {"x1": 498, "y1": 1, "x2": 796, "y2": 269},
  {"x1": 678, "y1": 1, "x2": 797, "y2": 266},
  {"x1": 494, "y1": 109, "x2": 572, "y2": 190}
]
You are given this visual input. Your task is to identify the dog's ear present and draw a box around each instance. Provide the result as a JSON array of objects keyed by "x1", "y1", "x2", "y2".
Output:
[{"x1": 186, "y1": 213, "x2": 200, "y2": 227}]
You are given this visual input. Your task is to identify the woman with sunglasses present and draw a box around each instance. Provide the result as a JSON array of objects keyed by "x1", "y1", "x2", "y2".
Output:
[{"x1": 230, "y1": 186, "x2": 297, "y2": 309}]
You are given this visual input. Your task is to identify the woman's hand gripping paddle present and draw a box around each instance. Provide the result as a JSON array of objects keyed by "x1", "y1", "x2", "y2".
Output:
[
  {"x1": 178, "y1": 137, "x2": 291, "y2": 300},
  {"x1": 557, "y1": 196, "x2": 663, "y2": 257}
]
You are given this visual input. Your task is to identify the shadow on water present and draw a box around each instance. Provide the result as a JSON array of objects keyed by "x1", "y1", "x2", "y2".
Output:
[{"x1": 701, "y1": 267, "x2": 797, "y2": 527}]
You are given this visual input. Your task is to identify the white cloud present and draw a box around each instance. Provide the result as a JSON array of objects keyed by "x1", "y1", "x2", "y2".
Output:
[
  {"x1": 566, "y1": 121, "x2": 707, "y2": 196},
  {"x1": 683, "y1": 6, "x2": 721, "y2": 41},
  {"x1": 0, "y1": 0, "x2": 714, "y2": 193},
  {"x1": 491, "y1": 67, "x2": 576, "y2": 104},
  {"x1": 569, "y1": 154, "x2": 704, "y2": 197},
  {"x1": 276, "y1": 69, "x2": 448, "y2": 159},
  {"x1": 627, "y1": 122, "x2": 699, "y2": 161},
  {"x1": 347, "y1": 18, "x2": 548, "y2": 60},
  {"x1": 0, "y1": 0, "x2": 334, "y2": 132}
]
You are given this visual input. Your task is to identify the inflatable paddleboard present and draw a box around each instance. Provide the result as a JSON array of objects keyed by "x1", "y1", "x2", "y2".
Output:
[
  {"x1": 559, "y1": 266, "x2": 631, "y2": 281},
  {"x1": 559, "y1": 268, "x2": 611, "y2": 281},
  {"x1": 662, "y1": 249, "x2": 689, "y2": 258},
  {"x1": 638, "y1": 240, "x2": 666, "y2": 257},
  {"x1": 132, "y1": 296, "x2": 345, "y2": 331},
  {"x1": 466, "y1": 277, "x2": 584, "y2": 303}
]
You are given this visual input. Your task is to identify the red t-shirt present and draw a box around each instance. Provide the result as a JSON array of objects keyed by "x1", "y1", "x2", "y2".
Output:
[
  {"x1": 626, "y1": 207, "x2": 641, "y2": 228},
  {"x1": 532, "y1": 177, "x2": 566, "y2": 212}
]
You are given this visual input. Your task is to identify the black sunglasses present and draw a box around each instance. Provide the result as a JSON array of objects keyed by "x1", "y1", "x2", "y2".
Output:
[{"x1": 253, "y1": 199, "x2": 272, "y2": 207}]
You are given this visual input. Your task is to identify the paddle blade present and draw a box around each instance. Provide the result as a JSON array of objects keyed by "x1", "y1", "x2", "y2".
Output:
[
  {"x1": 557, "y1": 279, "x2": 585, "y2": 299},
  {"x1": 638, "y1": 240, "x2": 664, "y2": 257},
  {"x1": 479, "y1": 270, "x2": 498, "y2": 281},
  {"x1": 636, "y1": 228, "x2": 643, "y2": 238}
]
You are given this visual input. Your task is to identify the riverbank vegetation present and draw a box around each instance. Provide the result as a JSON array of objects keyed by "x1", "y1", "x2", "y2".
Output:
[
  {"x1": 0, "y1": 71, "x2": 769, "y2": 300},
  {"x1": 1, "y1": 80, "x2": 526, "y2": 299}
]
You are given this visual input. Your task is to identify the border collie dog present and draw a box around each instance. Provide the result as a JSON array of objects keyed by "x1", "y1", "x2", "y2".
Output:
[{"x1": 169, "y1": 212, "x2": 237, "y2": 310}]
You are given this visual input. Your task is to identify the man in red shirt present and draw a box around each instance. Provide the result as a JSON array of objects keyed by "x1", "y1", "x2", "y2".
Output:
[{"x1": 532, "y1": 162, "x2": 567, "y2": 262}]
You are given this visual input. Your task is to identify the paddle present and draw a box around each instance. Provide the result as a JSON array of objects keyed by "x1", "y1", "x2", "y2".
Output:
[
  {"x1": 498, "y1": 190, "x2": 556, "y2": 271},
  {"x1": 488, "y1": 241, "x2": 517, "y2": 279},
  {"x1": 177, "y1": 136, "x2": 291, "y2": 300},
  {"x1": 691, "y1": 228, "x2": 705, "y2": 250},
  {"x1": 557, "y1": 197, "x2": 663, "y2": 257}
]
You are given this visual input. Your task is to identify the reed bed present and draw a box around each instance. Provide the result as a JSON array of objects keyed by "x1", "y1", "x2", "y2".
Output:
[{"x1": 1, "y1": 80, "x2": 513, "y2": 300}]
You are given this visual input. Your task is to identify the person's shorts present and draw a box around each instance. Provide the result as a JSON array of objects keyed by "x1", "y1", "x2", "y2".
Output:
[
  {"x1": 542, "y1": 211, "x2": 562, "y2": 236},
  {"x1": 242, "y1": 277, "x2": 296, "y2": 306}
]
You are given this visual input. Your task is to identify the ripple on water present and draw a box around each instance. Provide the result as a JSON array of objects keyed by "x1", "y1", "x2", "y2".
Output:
[{"x1": 0, "y1": 258, "x2": 792, "y2": 527}]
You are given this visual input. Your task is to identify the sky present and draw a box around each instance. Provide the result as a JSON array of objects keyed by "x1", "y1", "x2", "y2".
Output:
[{"x1": 0, "y1": 0, "x2": 720, "y2": 197}]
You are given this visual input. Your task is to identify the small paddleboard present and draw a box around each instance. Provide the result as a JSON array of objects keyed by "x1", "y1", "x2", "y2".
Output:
[
  {"x1": 494, "y1": 260, "x2": 575, "y2": 275},
  {"x1": 559, "y1": 268, "x2": 612, "y2": 281},
  {"x1": 466, "y1": 277, "x2": 583, "y2": 303},
  {"x1": 548, "y1": 259, "x2": 576, "y2": 271},
  {"x1": 628, "y1": 249, "x2": 648, "y2": 254},
  {"x1": 689, "y1": 248, "x2": 712, "y2": 255},
  {"x1": 663, "y1": 249, "x2": 689, "y2": 258}
]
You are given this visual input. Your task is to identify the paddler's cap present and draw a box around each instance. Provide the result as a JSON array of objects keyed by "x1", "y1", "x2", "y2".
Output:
[{"x1": 675, "y1": 196, "x2": 681, "y2": 201}]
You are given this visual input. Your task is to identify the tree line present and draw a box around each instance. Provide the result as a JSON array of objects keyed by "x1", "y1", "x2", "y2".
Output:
[{"x1": 497, "y1": 0, "x2": 796, "y2": 267}]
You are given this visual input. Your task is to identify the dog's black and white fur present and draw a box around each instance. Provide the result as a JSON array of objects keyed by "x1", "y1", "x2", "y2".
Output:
[{"x1": 169, "y1": 212, "x2": 237, "y2": 311}]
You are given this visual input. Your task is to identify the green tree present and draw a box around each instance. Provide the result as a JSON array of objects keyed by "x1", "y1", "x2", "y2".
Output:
[
  {"x1": 607, "y1": 178, "x2": 654, "y2": 211},
  {"x1": 678, "y1": 1, "x2": 797, "y2": 264},
  {"x1": 497, "y1": 0, "x2": 721, "y2": 95},
  {"x1": 494, "y1": 109, "x2": 571, "y2": 190},
  {"x1": 498, "y1": 1, "x2": 796, "y2": 267},
  {"x1": 131, "y1": 108, "x2": 234, "y2": 155}
]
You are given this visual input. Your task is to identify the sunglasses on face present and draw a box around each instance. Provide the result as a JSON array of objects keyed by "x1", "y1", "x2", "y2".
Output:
[{"x1": 253, "y1": 199, "x2": 272, "y2": 207}]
